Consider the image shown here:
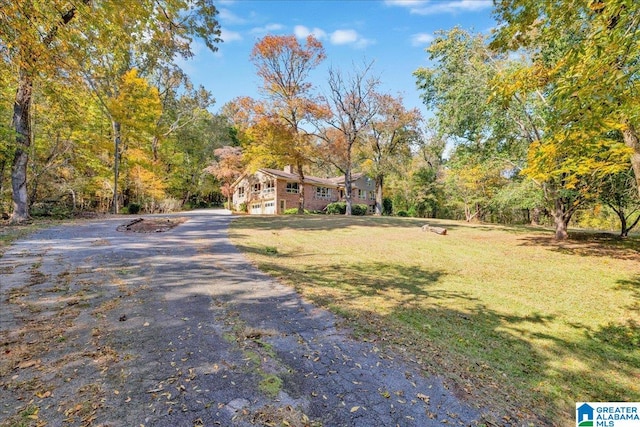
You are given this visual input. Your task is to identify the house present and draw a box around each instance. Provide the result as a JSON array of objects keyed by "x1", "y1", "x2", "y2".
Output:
[{"x1": 231, "y1": 166, "x2": 375, "y2": 214}]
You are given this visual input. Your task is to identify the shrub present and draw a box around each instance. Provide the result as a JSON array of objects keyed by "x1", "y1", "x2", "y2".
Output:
[
  {"x1": 351, "y1": 204, "x2": 368, "y2": 216},
  {"x1": 127, "y1": 203, "x2": 141, "y2": 214},
  {"x1": 284, "y1": 208, "x2": 310, "y2": 214},
  {"x1": 383, "y1": 198, "x2": 393, "y2": 216},
  {"x1": 326, "y1": 202, "x2": 367, "y2": 215},
  {"x1": 396, "y1": 210, "x2": 408, "y2": 217},
  {"x1": 326, "y1": 202, "x2": 346, "y2": 215},
  {"x1": 239, "y1": 202, "x2": 248, "y2": 213}
]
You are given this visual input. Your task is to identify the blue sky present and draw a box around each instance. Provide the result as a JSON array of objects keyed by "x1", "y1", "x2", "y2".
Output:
[{"x1": 179, "y1": 0, "x2": 496, "y2": 117}]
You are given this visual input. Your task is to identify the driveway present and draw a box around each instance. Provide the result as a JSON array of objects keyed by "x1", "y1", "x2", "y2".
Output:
[{"x1": 1, "y1": 210, "x2": 481, "y2": 426}]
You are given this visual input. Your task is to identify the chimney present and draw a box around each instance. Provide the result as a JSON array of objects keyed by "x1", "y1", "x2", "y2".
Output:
[{"x1": 283, "y1": 165, "x2": 294, "y2": 174}]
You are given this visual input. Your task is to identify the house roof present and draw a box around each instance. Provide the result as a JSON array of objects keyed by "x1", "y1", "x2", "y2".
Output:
[
  {"x1": 232, "y1": 168, "x2": 366, "y2": 189},
  {"x1": 260, "y1": 168, "x2": 339, "y2": 187}
]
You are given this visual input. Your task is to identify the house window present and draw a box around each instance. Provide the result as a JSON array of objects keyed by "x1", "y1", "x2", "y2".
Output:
[
  {"x1": 237, "y1": 187, "x2": 245, "y2": 197},
  {"x1": 369, "y1": 191, "x2": 375, "y2": 201},
  {"x1": 286, "y1": 182, "x2": 299, "y2": 193},
  {"x1": 358, "y1": 189, "x2": 366, "y2": 199},
  {"x1": 280, "y1": 200, "x2": 285, "y2": 211},
  {"x1": 252, "y1": 183, "x2": 261, "y2": 194},
  {"x1": 316, "y1": 187, "x2": 331, "y2": 199},
  {"x1": 263, "y1": 180, "x2": 275, "y2": 194}
]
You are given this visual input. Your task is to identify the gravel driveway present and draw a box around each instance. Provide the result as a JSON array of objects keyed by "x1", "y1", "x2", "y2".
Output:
[{"x1": 1, "y1": 210, "x2": 482, "y2": 426}]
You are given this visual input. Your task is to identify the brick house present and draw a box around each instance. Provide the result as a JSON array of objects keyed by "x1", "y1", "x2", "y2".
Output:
[{"x1": 231, "y1": 166, "x2": 375, "y2": 215}]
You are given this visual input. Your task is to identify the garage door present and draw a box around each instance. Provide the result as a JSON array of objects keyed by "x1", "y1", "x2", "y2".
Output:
[
  {"x1": 264, "y1": 201, "x2": 276, "y2": 214},
  {"x1": 250, "y1": 203, "x2": 262, "y2": 214}
]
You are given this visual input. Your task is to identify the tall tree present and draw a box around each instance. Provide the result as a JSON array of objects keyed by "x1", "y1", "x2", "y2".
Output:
[
  {"x1": 322, "y1": 61, "x2": 379, "y2": 215},
  {"x1": 363, "y1": 93, "x2": 422, "y2": 215},
  {"x1": 492, "y1": 0, "x2": 640, "y2": 197},
  {"x1": 0, "y1": 0, "x2": 221, "y2": 220},
  {"x1": 0, "y1": 0, "x2": 91, "y2": 222},
  {"x1": 204, "y1": 146, "x2": 244, "y2": 209},
  {"x1": 247, "y1": 35, "x2": 328, "y2": 213}
]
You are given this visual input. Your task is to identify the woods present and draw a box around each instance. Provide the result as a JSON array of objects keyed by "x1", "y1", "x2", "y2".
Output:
[
  {"x1": 1, "y1": 1, "x2": 639, "y2": 239},
  {"x1": 0, "y1": 1, "x2": 228, "y2": 220}
]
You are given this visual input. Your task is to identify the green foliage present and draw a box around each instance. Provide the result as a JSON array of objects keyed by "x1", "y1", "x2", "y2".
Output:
[
  {"x1": 351, "y1": 204, "x2": 368, "y2": 216},
  {"x1": 382, "y1": 198, "x2": 393, "y2": 216},
  {"x1": 326, "y1": 202, "x2": 347, "y2": 215},
  {"x1": 127, "y1": 203, "x2": 141, "y2": 214},
  {"x1": 326, "y1": 202, "x2": 367, "y2": 216},
  {"x1": 396, "y1": 210, "x2": 408, "y2": 217},
  {"x1": 284, "y1": 208, "x2": 310, "y2": 214}
]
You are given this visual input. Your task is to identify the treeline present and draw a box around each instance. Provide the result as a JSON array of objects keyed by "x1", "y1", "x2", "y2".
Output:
[
  {"x1": 0, "y1": 1, "x2": 234, "y2": 220},
  {"x1": 221, "y1": 2, "x2": 640, "y2": 240},
  {"x1": 2, "y1": 1, "x2": 640, "y2": 241}
]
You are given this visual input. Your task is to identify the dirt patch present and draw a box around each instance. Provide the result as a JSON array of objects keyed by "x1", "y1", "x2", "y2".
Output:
[{"x1": 116, "y1": 217, "x2": 187, "y2": 233}]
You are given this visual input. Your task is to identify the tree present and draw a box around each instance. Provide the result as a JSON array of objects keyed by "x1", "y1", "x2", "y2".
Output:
[
  {"x1": 598, "y1": 168, "x2": 640, "y2": 238},
  {"x1": 204, "y1": 146, "x2": 244, "y2": 209},
  {"x1": 363, "y1": 93, "x2": 422, "y2": 215},
  {"x1": 0, "y1": 0, "x2": 91, "y2": 222},
  {"x1": 246, "y1": 35, "x2": 328, "y2": 213},
  {"x1": 414, "y1": 28, "x2": 527, "y2": 222},
  {"x1": 492, "y1": 0, "x2": 640, "y2": 197},
  {"x1": 322, "y1": 61, "x2": 379, "y2": 215},
  {"x1": 0, "y1": 0, "x2": 221, "y2": 220}
]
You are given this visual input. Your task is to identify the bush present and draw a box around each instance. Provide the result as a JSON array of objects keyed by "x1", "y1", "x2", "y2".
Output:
[
  {"x1": 127, "y1": 203, "x2": 141, "y2": 214},
  {"x1": 284, "y1": 208, "x2": 310, "y2": 214},
  {"x1": 383, "y1": 198, "x2": 393, "y2": 216},
  {"x1": 396, "y1": 210, "x2": 408, "y2": 217},
  {"x1": 326, "y1": 202, "x2": 346, "y2": 215},
  {"x1": 351, "y1": 204, "x2": 368, "y2": 216},
  {"x1": 326, "y1": 202, "x2": 367, "y2": 215}
]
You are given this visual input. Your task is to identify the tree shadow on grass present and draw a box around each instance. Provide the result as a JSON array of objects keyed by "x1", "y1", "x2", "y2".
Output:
[
  {"x1": 517, "y1": 233, "x2": 640, "y2": 261},
  {"x1": 253, "y1": 258, "x2": 640, "y2": 426},
  {"x1": 615, "y1": 276, "x2": 640, "y2": 313}
]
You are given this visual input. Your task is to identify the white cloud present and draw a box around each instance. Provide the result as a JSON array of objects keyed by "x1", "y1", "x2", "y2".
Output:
[
  {"x1": 250, "y1": 23, "x2": 284, "y2": 34},
  {"x1": 294, "y1": 25, "x2": 327, "y2": 40},
  {"x1": 330, "y1": 29, "x2": 358, "y2": 45},
  {"x1": 220, "y1": 29, "x2": 243, "y2": 43},
  {"x1": 218, "y1": 8, "x2": 246, "y2": 25},
  {"x1": 329, "y1": 29, "x2": 374, "y2": 48},
  {"x1": 386, "y1": 0, "x2": 492, "y2": 15},
  {"x1": 411, "y1": 32, "x2": 434, "y2": 46}
]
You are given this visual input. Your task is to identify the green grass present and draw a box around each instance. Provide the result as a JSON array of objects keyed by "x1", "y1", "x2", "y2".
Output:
[{"x1": 229, "y1": 215, "x2": 640, "y2": 426}]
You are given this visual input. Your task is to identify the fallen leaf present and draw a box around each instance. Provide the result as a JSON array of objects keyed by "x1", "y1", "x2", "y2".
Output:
[
  {"x1": 350, "y1": 406, "x2": 360, "y2": 413},
  {"x1": 417, "y1": 393, "x2": 430, "y2": 404}
]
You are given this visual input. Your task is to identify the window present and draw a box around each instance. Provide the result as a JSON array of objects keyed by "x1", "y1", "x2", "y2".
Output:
[
  {"x1": 315, "y1": 187, "x2": 331, "y2": 199},
  {"x1": 369, "y1": 191, "x2": 375, "y2": 201},
  {"x1": 286, "y1": 182, "x2": 299, "y2": 193},
  {"x1": 252, "y1": 183, "x2": 261, "y2": 194},
  {"x1": 237, "y1": 187, "x2": 245, "y2": 197},
  {"x1": 263, "y1": 180, "x2": 275, "y2": 194},
  {"x1": 358, "y1": 189, "x2": 366, "y2": 199}
]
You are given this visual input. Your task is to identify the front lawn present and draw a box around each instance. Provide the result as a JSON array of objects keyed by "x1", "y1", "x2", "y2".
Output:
[{"x1": 229, "y1": 216, "x2": 640, "y2": 426}]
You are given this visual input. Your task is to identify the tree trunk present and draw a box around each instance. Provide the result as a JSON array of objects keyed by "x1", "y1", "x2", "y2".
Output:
[
  {"x1": 552, "y1": 198, "x2": 570, "y2": 240},
  {"x1": 530, "y1": 206, "x2": 541, "y2": 226},
  {"x1": 622, "y1": 121, "x2": 640, "y2": 198},
  {"x1": 112, "y1": 120, "x2": 121, "y2": 214},
  {"x1": 10, "y1": 68, "x2": 33, "y2": 223},
  {"x1": 374, "y1": 174, "x2": 383, "y2": 216},
  {"x1": 296, "y1": 162, "x2": 305, "y2": 214},
  {"x1": 344, "y1": 167, "x2": 353, "y2": 216}
]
